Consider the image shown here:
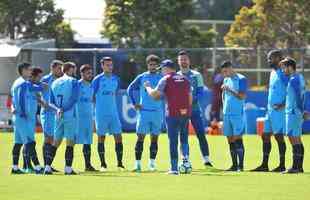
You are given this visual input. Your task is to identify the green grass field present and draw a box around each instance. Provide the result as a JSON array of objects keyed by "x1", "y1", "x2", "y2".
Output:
[{"x1": 0, "y1": 133, "x2": 310, "y2": 200}]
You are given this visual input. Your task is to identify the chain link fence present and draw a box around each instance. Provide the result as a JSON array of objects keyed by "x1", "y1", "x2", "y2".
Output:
[{"x1": 19, "y1": 47, "x2": 310, "y2": 89}]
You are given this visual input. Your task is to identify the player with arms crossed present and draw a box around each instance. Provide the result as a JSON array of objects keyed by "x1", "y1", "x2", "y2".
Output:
[
  {"x1": 76, "y1": 64, "x2": 97, "y2": 171},
  {"x1": 281, "y1": 57, "x2": 306, "y2": 173},
  {"x1": 44, "y1": 62, "x2": 79, "y2": 175},
  {"x1": 40, "y1": 60, "x2": 63, "y2": 172},
  {"x1": 221, "y1": 61, "x2": 247, "y2": 172},
  {"x1": 144, "y1": 59, "x2": 192, "y2": 175},
  {"x1": 251, "y1": 50, "x2": 288, "y2": 172},
  {"x1": 127, "y1": 54, "x2": 163, "y2": 172},
  {"x1": 92, "y1": 57, "x2": 125, "y2": 171}
]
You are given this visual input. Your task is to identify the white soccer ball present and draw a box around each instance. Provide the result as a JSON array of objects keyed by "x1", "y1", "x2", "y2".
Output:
[{"x1": 179, "y1": 162, "x2": 192, "y2": 174}]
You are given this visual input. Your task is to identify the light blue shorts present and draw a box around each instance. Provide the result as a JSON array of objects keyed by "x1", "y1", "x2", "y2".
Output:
[
  {"x1": 286, "y1": 113, "x2": 303, "y2": 137},
  {"x1": 13, "y1": 115, "x2": 35, "y2": 144},
  {"x1": 40, "y1": 111, "x2": 55, "y2": 137},
  {"x1": 95, "y1": 115, "x2": 122, "y2": 135},
  {"x1": 223, "y1": 115, "x2": 245, "y2": 136},
  {"x1": 76, "y1": 115, "x2": 93, "y2": 144},
  {"x1": 136, "y1": 110, "x2": 163, "y2": 135},
  {"x1": 54, "y1": 117, "x2": 78, "y2": 141},
  {"x1": 264, "y1": 109, "x2": 285, "y2": 134}
]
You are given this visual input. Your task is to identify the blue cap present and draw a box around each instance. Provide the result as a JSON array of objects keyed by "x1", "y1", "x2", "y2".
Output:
[{"x1": 159, "y1": 59, "x2": 176, "y2": 69}]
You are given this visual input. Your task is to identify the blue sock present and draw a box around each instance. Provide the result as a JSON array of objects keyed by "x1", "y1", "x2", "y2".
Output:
[{"x1": 171, "y1": 159, "x2": 178, "y2": 171}]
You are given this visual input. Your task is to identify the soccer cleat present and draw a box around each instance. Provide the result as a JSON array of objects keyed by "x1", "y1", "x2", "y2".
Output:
[
  {"x1": 99, "y1": 166, "x2": 107, "y2": 172},
  {"x1": 65, "y1": 170, "x2": 78, "y2": 175},
  {"x1": 284, "y1": 168, "x2": 304, "y2": 174},
  {"x1": 167, "y1": 170, "x2": 179, "y2": 175},
  {"x1": 132, "y1": 168, "x2": 142, "y2": 173},
  {"x1": 225, "y1": 165, "x2": 239, "y2": 172},
  {"x1": 238, "y1": 167, "x2": 244, "y2": 172},
  {"x1": 250, "y1": 165, "x2": 269, "y2": 172},
  {"x1": 271, "y1": 165, "x2": 286, "y2": 173},
  {"x1": 148, "y1": 162, "x2": 156, "y2": 172},
  {"x1": 204, "y1": 162, "x2": 213, "y2": 167},
  {"x1": 85, "y1": 165, "x2": 98, "y2": 172},
  {"x1": 23, "y1": 168, "x2": 35, "y2": 174},
  {"x1": 117, "y1": 163, "x2": 125, "y2": 171},
  {"x1": 34, "y1": 168, "x2": 44, "y2": 174},
  {"x1": 11, "y1": 168, "x2": 25, "y2": 174},
  {"x1": 51, "y1": 167, "x2": 60, "y2": 173}
]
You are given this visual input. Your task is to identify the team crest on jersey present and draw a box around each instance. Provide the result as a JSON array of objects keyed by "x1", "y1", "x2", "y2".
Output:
[{"x1": 180, "y1": 109, "x2": 188, "y2": 115}]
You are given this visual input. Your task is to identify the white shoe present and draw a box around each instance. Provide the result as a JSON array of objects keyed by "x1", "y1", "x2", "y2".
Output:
[
  {"x1": 100, "y1": 167, "x2": 107, "y2": 172},
  {"x1": 167, "y1": 170, "x2": 179, "y2": 175},
  {"x1": 148, "y1": 161, "x2": 156, "y2": 172}
]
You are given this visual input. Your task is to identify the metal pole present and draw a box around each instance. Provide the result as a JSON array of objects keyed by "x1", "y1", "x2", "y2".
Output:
[
  {"x1": 257, "y1": 45, "x2": 262, "y2": 86},
  {"x1": 93, "y1": 50, "x2": 97, "y2": 75},
  {"x1": 212, "y1": 23, "x2": 217, "y2": 68}
]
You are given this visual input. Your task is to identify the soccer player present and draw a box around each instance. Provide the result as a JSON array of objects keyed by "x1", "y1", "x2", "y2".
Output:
[
  {"x1": 21, "y1": 67, "x2": 46, "y2": 173},
  {"x1": 76, "y1": 64, "x2": 97, "y2": 171},
  {"x1": 144, "y1": 59, "x2": 192, "y2": 175},
  {"x1": 221, "y1": 61, "x2": 247, "y2": 172},
  {"x1": 127, "y1": 54, "x2": 163, "y2": 172},
  {"x1": 11, "y1": 63, "x2": 46, "y2": 174},
  {"x1": 177, "y1": 50, "x2": 212, "y2": 167},
  {"x1": 40, "y1": 60, "x2": 63, "y2": 172},
  {"x1": 251, "y1": 50, "x2": 288, "y2": 172},
  {"x1": 43, "y1": 62, "x2": 79, "y2": 175},
  {"x1": 281, "y1": 57, "x2": 306, "y2": 173},
  {"x1": 92, "y1": 57, "x2": 125, "y2": 171}
]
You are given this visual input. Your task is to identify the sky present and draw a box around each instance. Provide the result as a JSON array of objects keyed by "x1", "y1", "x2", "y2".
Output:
[{"x1": 55, "y1": 0, "x2": 105, "y2": 38}]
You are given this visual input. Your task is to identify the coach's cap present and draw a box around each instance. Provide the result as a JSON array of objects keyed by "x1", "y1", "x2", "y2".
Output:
[
  {"x1": 158, "y1": 59, "x2": 176, "y2": 70},
  {"x1": 100, "y1": 56, "x2": 112, "y2": 63}
]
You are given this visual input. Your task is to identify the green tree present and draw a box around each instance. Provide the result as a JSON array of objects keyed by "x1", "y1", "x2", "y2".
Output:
[
  {"x1": 225, "y1": 0, "x2": 310, "y2": 48},
  {"x1": 0, "y1": 0, "x2": 74, "y2": 47},
  {"x1": 102, "y1": 0, "x2": 216, "y2": 48}
]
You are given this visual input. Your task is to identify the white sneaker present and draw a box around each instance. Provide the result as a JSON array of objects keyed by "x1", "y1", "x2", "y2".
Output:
[
  {"x1": 100, "y1": 167, "x2": 107, "y2": 172},
  {"x1": 148, "y1": 160, "x2": 156, "y2": 171},
  {"x1": 167, "y1": 170, "x2": 179, "y2": 175}
]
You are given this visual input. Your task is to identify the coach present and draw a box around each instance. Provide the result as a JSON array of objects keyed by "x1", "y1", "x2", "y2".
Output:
[{"x1": 144, "y1": 59, "x2": 192, "y2": 175}]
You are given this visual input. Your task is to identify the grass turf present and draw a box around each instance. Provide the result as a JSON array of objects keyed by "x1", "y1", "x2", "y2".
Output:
[{"x1": 0, "y1": 133, "x2": 309, "y2": 200}]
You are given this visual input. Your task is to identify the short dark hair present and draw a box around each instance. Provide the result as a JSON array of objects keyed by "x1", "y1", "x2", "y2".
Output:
[
  {"x1": 220, "y1": 61, "x2": 232, "y2": 69},
  {"x1": 100, "y1": 56, "x2": 112, "y2": 64},
  {"x1": 146, "y1": 54, "x2": 160, "y2": 64},
  {"x1": 50, "y1": 60, "x2": 63, "y2": 68},
  {"x1": 267, "y1": 49, "x2": 283, "y2": 59},
  {"x1": 62, "y1": 62, "x2": 76, "y2": 72},
  {"x1": 31, "y1": 67, "x2": 43, "y2": 77},
  {"x1": 80, "y1": 64, "x2": 92, "y2": 73},
  {"x1": 17, "y1": 62, "x2": 31, "y2": 75},
  {"x1": 280, "y1": 57, "x2": 297, "y2": 70},
  {"x1": 178, "y1": 50, "x2": 189, "y2": 57}
]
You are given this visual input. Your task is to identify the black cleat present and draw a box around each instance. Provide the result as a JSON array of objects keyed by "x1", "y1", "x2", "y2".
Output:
[
  {"x1": 117, "y1": 163, "x2": 125, "y2": 171},
  {"x1": 11, "y1": 168, "x2": 25, "y2": 174},
  {"x1": 271, "y1": 165, "x2": 286, "y2": 173},
  {"x1": 284, "y1": 168, "x2": 304, "y2": 174},
  {"x1": 204, "y1": 162, "x2": 213, "y2": 167},
  {"x1": 51, "y1": 167, "x2": 60, "y2": 172},
  {"x1": 225, "y1": 165, "x2": 238, "y2": 172},
  {"x1": 85, "y1": 165, "x2": 98, "y2": 172},
  {"x1": 65, "y1": 170, "x2": 78, "y2": 175},
  {"x1": 250, "y1": 165, "x2": 269, "y2": 172}
]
